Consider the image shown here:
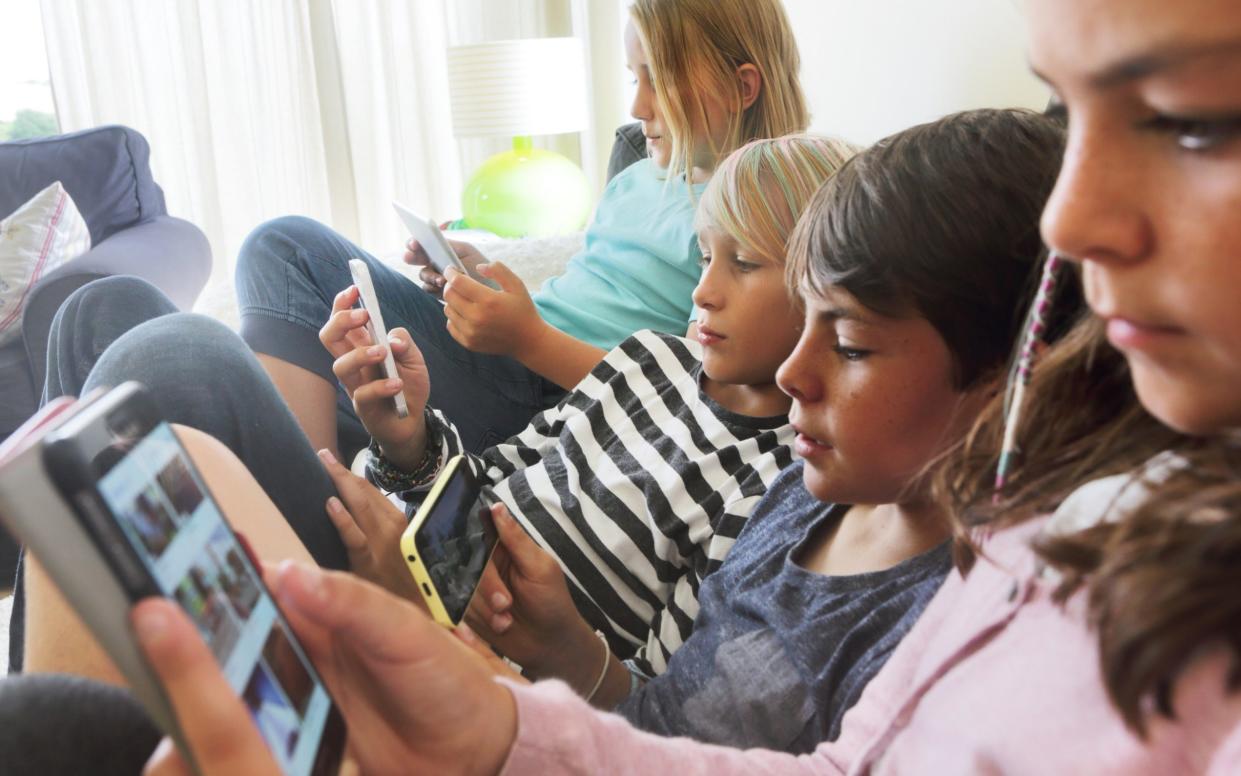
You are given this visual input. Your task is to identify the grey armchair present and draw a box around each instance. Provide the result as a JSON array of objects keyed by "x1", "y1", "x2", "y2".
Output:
[
  {"x1": 0, "y1": 125, "x2": 211, "y2": 437},
  {"x1": 0, "y1": 125, "x2": 212, "y2": 577}
]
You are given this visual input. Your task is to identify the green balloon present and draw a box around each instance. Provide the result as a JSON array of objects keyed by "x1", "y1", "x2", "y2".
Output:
[{"x1": 462, "y1": 138, "x2": 592, "y2": 237}]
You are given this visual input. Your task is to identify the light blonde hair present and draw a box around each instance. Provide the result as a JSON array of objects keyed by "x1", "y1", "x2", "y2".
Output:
[
  {"x1": 696, "y1": 135, "x2": 856, "y2": 266},
  {"x1": 630, "y1": 0, "x2": 810, "y2": 182}
]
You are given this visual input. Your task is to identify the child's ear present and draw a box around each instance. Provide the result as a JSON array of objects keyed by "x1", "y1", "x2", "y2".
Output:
[{"x1": 736, "y1": 64, "x2": 762, "y2": 111}]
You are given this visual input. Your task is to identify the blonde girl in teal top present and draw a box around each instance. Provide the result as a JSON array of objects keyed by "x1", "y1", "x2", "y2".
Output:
[{"x1": 233, "y1": 0, "x2": 811, "y2": 457}]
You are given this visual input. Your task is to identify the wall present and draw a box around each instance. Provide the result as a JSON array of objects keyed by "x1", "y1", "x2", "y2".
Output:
[{"x1": 783, "y1": 0, "x2": 1050, "y2": 144}]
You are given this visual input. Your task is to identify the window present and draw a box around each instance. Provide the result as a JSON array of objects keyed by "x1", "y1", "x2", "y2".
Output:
[{"x1": 0, "y1": 0, "x2": 59, "y2": 141}]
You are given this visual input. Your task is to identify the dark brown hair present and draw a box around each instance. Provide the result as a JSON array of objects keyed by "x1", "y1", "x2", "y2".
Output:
[
  {"x1": 944, "y1": 312, "x2": 1241, "y2": 736},
  {"x1": 787, "y1": 108, "x2": 1067, "y2": 389}
]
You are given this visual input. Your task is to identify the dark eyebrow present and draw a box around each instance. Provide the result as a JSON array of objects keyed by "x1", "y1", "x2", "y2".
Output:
[
  {"x1": 819, "y1": 306, "x2": 875, "y2": 326},
  {"x1": 1069, "y1": 39, "x2": 1241, "y2": 89}
]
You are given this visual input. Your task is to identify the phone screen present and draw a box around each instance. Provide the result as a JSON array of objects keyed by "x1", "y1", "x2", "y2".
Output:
[
  {"x1": 414, "y1": 466, "x2": 499, "y2": 623},
  {"x1": 94, "y1": 423, "x2": 336, "y2": 775}
]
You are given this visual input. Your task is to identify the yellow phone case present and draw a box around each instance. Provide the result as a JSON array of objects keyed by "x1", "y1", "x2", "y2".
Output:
[{"x1": 399, "y1": 455, "x2": 471, "y2": 627}]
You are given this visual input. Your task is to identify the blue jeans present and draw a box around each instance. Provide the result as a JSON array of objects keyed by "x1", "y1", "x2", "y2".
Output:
[
  {"x1": 234, "y1": 216, "x2": 565, "y2": 457},
  {"x1": 10, "y1": 276, "x2": 348, "y2": 672}
]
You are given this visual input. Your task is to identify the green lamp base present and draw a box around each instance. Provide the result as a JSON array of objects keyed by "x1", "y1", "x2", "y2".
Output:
[{"x1": 461, "y1": 136, "x2": 592, "y2": 238}]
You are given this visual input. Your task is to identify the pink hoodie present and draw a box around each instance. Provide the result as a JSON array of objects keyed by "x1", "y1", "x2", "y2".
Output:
[{"x1": 497, "y1": 469, "x2": 1241, "y2": 775}]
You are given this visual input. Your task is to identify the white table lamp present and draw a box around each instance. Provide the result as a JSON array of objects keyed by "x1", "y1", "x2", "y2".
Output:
[{"x1": 447, "y1": 38, "x2": 592, "y2": 237}]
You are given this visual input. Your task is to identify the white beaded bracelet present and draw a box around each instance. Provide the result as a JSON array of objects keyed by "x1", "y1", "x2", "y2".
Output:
[{"x1": 584, "y1": 630, "x2": 611, "y2": 703}]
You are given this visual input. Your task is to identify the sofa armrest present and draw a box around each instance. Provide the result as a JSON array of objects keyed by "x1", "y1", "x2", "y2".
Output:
[
  {"x1": 34, "y1": 215, "x2": 212, "y2": 310},
  {"x1": 20, "y1": 215, "x2": 213, "y2": 391}
]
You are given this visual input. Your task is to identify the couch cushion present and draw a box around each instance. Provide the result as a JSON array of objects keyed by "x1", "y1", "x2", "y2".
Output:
[
  {"x1": 607, "y1": 122, "x2": 648, "y2": 183},
  {"x1": 0, "y1": 126, "x2": 167, "y2": 245},
  {"x1": 0, "y1": 182, "x2": 91, "y2": 347},
  {"x1": 0, "y1": 340, "x2": 36, "y2": 439}
]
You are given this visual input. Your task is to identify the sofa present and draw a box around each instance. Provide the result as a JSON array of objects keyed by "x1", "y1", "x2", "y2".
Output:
[{"x1": 0, "y1": 125, "x2": 213, "y2": 579}]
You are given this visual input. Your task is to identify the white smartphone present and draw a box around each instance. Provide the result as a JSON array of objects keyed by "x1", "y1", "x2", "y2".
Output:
[
  {"x1": 348, "y1": 259, "x2": 409, "y2": 419},
  {"x1": 391, "y1": 201, "x2": 499, "y2": 289}
]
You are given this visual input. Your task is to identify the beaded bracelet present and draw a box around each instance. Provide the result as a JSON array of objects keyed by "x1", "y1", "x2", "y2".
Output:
[{"x1": 366, "y1": 408, "x2": 443, "y2": 492}]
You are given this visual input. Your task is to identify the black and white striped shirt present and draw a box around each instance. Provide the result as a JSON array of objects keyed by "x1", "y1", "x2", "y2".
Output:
[{"x1": 410, "y1": 330, "x2": 796, "y2": 675}]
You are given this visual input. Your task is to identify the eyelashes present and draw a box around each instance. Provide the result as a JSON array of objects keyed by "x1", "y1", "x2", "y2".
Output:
[
  {"x1": 1139, "y1": 114, "x2": 1241, "y2": 151},
  {"x1": 832, "y1": 344, "x2": 870, "y2": 362},
  {"x1": 1044, "y1": 96, "x2": 1241, "y2": 153}
]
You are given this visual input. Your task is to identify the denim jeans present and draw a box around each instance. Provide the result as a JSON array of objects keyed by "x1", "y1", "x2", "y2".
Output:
[
  {"x1": 234, "y1": 215, "x2": 565, "y2": 457},
  {"x1": 9, "y1": 276, "x2": 348, "y2": 672}
]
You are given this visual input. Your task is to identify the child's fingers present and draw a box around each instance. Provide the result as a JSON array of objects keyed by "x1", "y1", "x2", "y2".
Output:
[
  {"x1": 331, "y1": 344, "x2": 389, "y2": 393},
  {"x1": 478, "y1": 560, "x2": 512, "y2": 613},
  {"x1": 330, "y1": 285, "x2": 361, "y2": 316},
  {"x1": 387, "y1": 328, "x2": 425, "y2": 375},
  {"x1": 318, "y1": 451, "x2": 379, "y2": 531},
  {"x1": 454, "y1": 621, "x2": 497, "y2": 661},
  {"x1": 320, "y1": 305, "x2": 371, "y2": 358},
  {"x1": 131, "y1": 599, "x2": 279, "y2": 775},
  {"x1": 441, "y1": 304, "x2": 469, "y2": 337},
  {"x1": 478, "y1": 261, "x2": 524, "y2": 295},
  {"x1": 492, "y1": 504, "x2": 554, "y2": 580},
  {"x1": 351, "y1": 378, "x2": 406, "y2": 414},
  {"x1": 443, "y1": 269, "x2": 487, "y2": 306},
  {"x1": 272, "y1": 562, "x2": 445, "y2": 662},
  {"x1": 454, "y1": 623, "x2": 527, "y2": 683},
  {"x1": 470, "y1": 563, "x2": 514, "y2": 635},
  {"x1": 325, "y1": 496, "x2": 370, "y2": 556},
  {"x1": 403, "y1": 240, "x2": 429, "y2": 266}
]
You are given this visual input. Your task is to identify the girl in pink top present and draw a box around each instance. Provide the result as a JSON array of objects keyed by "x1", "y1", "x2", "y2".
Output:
[{"x1": 130, "y1": 0, "x2": 1241, "y2": 772}]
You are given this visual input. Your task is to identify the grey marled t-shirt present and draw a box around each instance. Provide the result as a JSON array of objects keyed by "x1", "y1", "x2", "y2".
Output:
[{"x1": 615, "y1": 462, "x2": 951, "y2": 752}]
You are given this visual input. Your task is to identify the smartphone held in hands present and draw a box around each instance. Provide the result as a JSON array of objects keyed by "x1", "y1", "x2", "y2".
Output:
[
  {"x1": 392, "y1": 201, "x2": 499, "y2": 290},
  {"x1": 400, "y1": 455, "x2": 500, "y2": 627},
  {"x1": 349, "y1": 258, "x2": 410, "y2": 419},
  {"x1": 0, "y1": 384, "x2": 347, "y2": 776}
]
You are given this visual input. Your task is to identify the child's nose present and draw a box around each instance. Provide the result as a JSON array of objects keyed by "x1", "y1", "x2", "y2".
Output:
[
  {"x1": 776, "y1": 340, "x2": 822, "y2": 403},
  {"x1": 691, "y1": 265, "x2": 724, "y2": 310},
  {"x1": 630, "y1": 83, "x2": 654, "y2": 122},
  {"x1": 1040, "y1": 123, "x2": 1152, "y2": 268}
]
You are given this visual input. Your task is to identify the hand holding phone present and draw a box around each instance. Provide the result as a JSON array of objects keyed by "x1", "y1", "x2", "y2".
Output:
[
  {"x1": 400, "y1": 456, "x2": 500, "y2": 627},
  {"x1": 317, "y1": 449, "x2": 425, "y2": 603},
  {"x1": 348, "y1": 260, "x2": 409, "y2": 419},
  {"x1": 393, "y1": 201, "x2": 500, "y2": 291},
  {"x1": 136, "y1": 562, "x2": 520, "y2": 776},
  {"x1": 319, "y1": 282, "x2": 431, "y2": 472},
  {"x1": 462, "y1": 503, "x2": 598, "y2": 681},
  {"x1": 32, "y1": 384, "x2": 347, "y2": 775}
]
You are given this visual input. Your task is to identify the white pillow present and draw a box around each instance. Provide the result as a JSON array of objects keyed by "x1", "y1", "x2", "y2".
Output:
[{"x1": 0, "y1": 181, "x2": 91, "y2": 346}]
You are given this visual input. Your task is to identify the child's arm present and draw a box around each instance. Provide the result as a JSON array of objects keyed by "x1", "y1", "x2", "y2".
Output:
[
  {"x1": 512, "y1": 320, "x2": 610, "y2": 391},
  {"x1": 441, "y1": 264, "x2": 606, "y2": 390}
]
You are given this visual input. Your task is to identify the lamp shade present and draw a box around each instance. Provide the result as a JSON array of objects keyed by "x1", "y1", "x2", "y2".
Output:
[{"x1": 447, "y1": 38, "x2": 588, "y2": 138}]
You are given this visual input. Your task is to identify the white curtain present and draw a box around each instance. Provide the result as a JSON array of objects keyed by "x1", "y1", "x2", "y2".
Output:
[
  {"x1": 40, "y1": 0, "x2": 342, "y2": 305},
  {"x1": 38, "y1": 0, "x2": 619, "y2": 313}
]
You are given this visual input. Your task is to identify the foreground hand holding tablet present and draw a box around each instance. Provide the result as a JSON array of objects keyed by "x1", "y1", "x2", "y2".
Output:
[{"x1": 136, "y1": 561, "x2": 518, "y2": 776}]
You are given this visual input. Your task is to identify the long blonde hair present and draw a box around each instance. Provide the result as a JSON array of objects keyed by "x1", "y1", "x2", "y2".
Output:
[
  {"x1": 630, "y1": 0, "x2": 810, "y2": 182},
  {"x1": 695, "y1": 135, "x2": 856, "y2": 266}
]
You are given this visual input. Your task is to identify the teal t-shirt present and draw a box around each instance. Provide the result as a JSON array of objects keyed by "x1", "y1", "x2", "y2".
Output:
[{"x1": 532, "y1": 159, "x2": 704, "y2": 350}]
